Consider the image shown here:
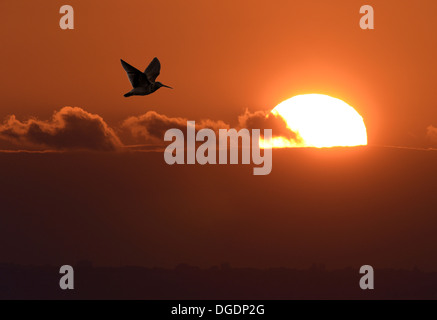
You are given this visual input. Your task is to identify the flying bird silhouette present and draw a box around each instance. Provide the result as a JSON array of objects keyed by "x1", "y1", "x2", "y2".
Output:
[{"x1": 120, "y1": 57, "x2": 173, "y2": 97}]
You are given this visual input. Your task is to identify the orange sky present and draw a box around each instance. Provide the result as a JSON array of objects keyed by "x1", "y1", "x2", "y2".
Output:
[{"x1": 1, "y1": 0, "x2": 437, "y2": 147}]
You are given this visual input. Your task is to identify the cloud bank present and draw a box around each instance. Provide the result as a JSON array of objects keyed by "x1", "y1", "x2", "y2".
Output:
[
  {"x1": 0, "y1": 107, "x2": 122, "y2": 151},
  {"x1": 122, "y1": 109, "x2": 300, "y2": 142},
  {"x1": 0, "y1": 106, "x2": 303, "y2": 151}
]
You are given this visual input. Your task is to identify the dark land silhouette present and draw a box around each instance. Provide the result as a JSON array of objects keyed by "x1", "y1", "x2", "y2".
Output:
[{"x1": 0, "y1": 146, "x2": 436, "y2": 299}]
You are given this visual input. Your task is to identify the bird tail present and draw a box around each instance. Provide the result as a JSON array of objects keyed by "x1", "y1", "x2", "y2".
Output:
[{"x1": 124, "y1": 92, "x2": 133, "y2": 97}]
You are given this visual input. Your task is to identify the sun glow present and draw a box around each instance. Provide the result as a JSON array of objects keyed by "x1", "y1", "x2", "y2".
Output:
[{"x1": 261, "y1": 94, "x2": 368, "y2": 148}]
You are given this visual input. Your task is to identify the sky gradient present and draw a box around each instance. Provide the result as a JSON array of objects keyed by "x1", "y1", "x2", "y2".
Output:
[{"x1": 1, "y1": 0, "x2": 437, "y2": 148}]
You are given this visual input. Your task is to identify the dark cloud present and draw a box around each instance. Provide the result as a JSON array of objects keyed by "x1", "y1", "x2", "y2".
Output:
[
  {"x1": 0, "y1": 107, "x2": 122, "y2": 151},
  {"x1": 122, "y1": 111, "x2": 229, "y2": 142},
  {"x1": 122, "y1": 109, "x2": 301, "y2": 144},
  {"x1": 0, "y1": 107, "x2": 300, "y2": 150},
  {"x1": 238, "y1": 109, "x2": 300, "y2": 141},
  {"x1": 427, "y1": 125, "x2": 437, "y2": 145}
]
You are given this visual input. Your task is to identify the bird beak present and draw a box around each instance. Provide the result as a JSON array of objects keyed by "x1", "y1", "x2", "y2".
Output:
[{"x1": 162, "y1": 84, "x2": 173, "y2": 89}]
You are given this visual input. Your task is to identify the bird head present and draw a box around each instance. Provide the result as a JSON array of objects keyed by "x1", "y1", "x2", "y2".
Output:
[{"x1": 156, "y1": 82, "x2": 173, "y2": 89}]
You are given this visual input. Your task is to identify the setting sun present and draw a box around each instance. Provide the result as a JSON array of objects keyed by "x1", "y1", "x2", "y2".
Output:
[{"x1": 262, "y1": 94, "x2": 368, "y2": 148}]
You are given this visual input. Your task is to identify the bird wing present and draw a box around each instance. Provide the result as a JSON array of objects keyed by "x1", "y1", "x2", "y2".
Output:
[
  {"x1": 121, "y1": 59, "x2": 149, "y2": 88},
  {"x1": 144, "y1": 57, "x2": 161, "y2": 83}
]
